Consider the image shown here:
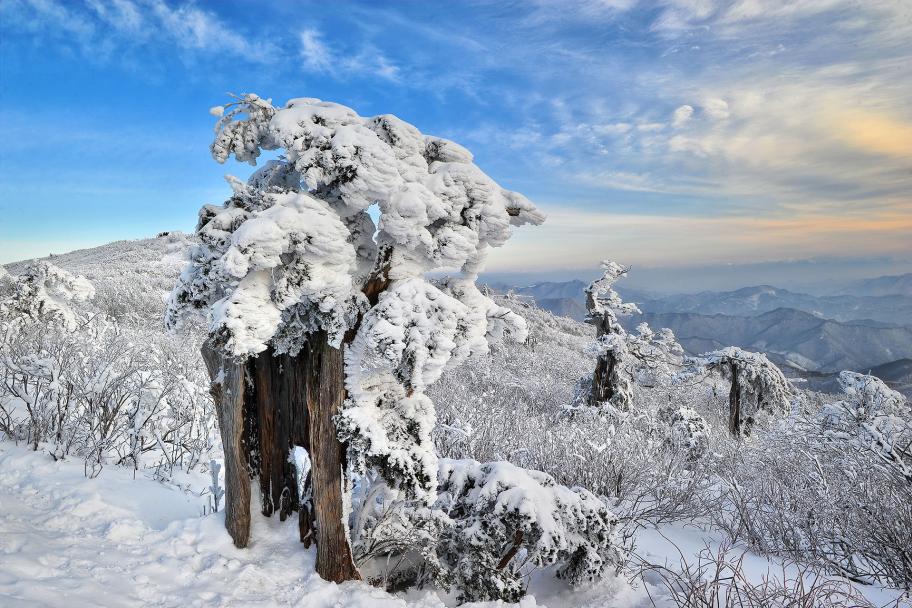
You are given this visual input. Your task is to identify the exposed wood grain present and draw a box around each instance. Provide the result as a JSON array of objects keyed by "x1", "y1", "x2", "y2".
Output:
[
  {"x1": 250, "y1": 349, "x2": 309, "y2": 520},
  {"x1": 201, "y1": 342, "x2": 251, "y2": 548},
  {"x1": 303, "y1": 332, "x2": 362, "y2": 582}
]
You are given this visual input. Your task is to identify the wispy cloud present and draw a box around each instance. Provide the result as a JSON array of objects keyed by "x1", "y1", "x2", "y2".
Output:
[
  {"x1": 298, "y1": 27, "x2": 400, "y2": 82},
  {"x1": 3, "y1": 0, "x2": 909, "y2": 273},
  {"x1": 299, "y1": 29, "x2": 332, "y2": 72},
  {"x1": 487, "y1": 204, "x2": 912, "y2": 271},
  {"x1": 1, "y1": 0, "x2": 277, "y2": 62}
]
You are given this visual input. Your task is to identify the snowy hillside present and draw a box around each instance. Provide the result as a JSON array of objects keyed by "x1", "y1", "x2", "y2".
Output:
[{"x1": 3, "y1": 235, "x2": 911, "y2": 607}]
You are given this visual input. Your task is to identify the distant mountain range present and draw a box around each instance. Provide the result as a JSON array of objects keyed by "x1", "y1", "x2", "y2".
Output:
[
  {"x1": 493, "y1": 280, "x2": 912, "y2": 326},
  {"x1": 832, "y1": 273, "x2": 912, "y2": 297},
  {"x1": 624, "y1": 308, "x2": 912, "y2": 372},
  {"x1": 5, "y1": 237, "x2": 911, "y2": 397},
  {"x1": 489, "y1": 275, "x2": 912, "y2": 395}
]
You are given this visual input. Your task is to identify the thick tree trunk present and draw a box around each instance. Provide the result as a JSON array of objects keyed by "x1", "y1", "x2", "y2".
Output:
[
  {"x1": 202, "y1": 251, "x2": 392, "y2": 582},
  {"x1": 203, "y1": 337, "x2": 358, "y2": 581},
  {"x1": 249, "y1": 349, "x2": 309, "y2": 520},
  {"x1": 590, "y1": 350, "x2": 617, "y2": 406},
  {"x1": 728, "y1": 362, "x2": 741, "y2": 437},
  {"x1": 301, "y1": 332, "x2": 361, "y2": 582},
  {"x1": 246, "y1": 337, "x2": 359, "y2": 582},
  {"x1": 201, "y1": 342, "x2": 251, "y2": 548}
]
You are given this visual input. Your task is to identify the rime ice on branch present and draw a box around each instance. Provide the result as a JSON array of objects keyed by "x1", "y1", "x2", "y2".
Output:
[
  {"x1": 436, "y1": 458, "x2": 625, "y2": 603},
  {"x1": 165, "y1": 94, "x2": 543, "y2": 582}
]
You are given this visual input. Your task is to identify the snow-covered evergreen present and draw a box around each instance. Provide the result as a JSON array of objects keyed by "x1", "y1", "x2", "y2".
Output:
[{"x1": 166, "y1": 94, "x2": 544, "y2": 506}]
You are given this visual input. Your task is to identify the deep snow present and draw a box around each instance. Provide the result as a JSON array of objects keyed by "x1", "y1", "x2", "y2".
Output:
[
  {"x1": 0, "y1": 443, "x2": 645, "y2": 607},
  {"x1": 2, "y1": 442, "x2": 906, "y2": 607}
]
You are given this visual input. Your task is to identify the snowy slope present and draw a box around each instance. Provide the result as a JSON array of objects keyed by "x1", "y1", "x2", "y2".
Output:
[
  {"x1": 3, "y1": 443, "x2": 904, "y2": 608},
  {"x1": 3, "y1": 236, "x2": 909, "y2": 607},
  {"x1": 0, "y1": 443, "x2": 651, "y2": 608}
]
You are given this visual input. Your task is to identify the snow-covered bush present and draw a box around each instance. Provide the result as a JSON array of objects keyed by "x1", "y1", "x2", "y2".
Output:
[
  {"x1": 432, "y1": 296, "x2": 719, "y2": 528},
  {"x1": 0, "y1": 266, "x2": 13, "y2": 294},
  {"x1": 658, "y1": 404, "x2": 711, "y2": 462},
  {"x1": 635, "y1": 539, "x2": 894, "y2": 608},
  {"x1": 713, "y1": 388, "x2": 912, "y2": 587},
  {"x1": 0, "y1": 261, "x2": 95, "y2": 330},
  {"x1": 435, "y1": 458, "x2": 625, "y2": 602},
  {"x1": 350, "y1": 474, "x2": 450, "y2": 591},
  {"x1": 819, "y1": 371, "x2": 911, "y2": 483},
  {"x1": 0, "y1": 317, "x2": 216, "y2": 477},
  {"x1": 627, "y1": 323, "x2": 685, "y2": 387},
  {"x1": 348, "y1": 452, "x2": 629, "y2": 602}
]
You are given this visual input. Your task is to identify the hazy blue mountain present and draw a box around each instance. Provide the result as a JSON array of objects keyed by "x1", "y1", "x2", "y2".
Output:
[
  {"x1": 491, "y1": 278, "x2": 912, "y2": 376},
  {"x1": 492, "y1": 280, "x2": 912, "y2": 326},
  {"x1": 632, "y1": 285, "x2": 912, "y2": 325},
  {"x1": 789, "y1": 358, "x2": 912, "y2": 398},
  {"x1": 831, "y1": 273, "x2": 912, "y2": 297},
  {"x1": 623, "y1": 308, "x2": 912, "y2": 372}
]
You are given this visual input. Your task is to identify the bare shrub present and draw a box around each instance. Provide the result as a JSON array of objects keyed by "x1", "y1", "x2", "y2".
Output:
[{"x1": 633, "y1": 538, "x2": 905, "y2": 608}]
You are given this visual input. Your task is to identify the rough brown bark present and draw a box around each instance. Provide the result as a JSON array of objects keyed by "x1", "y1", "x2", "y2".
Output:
[
  {"x1": 302, "y1": 332, "x2": 362, "y2": 582},
  {"x1": 729, "y1": 361, "x2": 741, "y2": 436},
  {"x1": 249, "y1": 349, "x2": 309, "y2": 520},
  {"x1": 201, "y1": 342, "x2": 252, "y2": 548},
  {"x1": 590, "y1": 350, "x2": 617, "y2": 405},
  {"x1": 203, "y1": 248, "x2": 394, "y2": 581},
  {"x1": 497, "y1": 529, "x2": 525, "y2": 570}
]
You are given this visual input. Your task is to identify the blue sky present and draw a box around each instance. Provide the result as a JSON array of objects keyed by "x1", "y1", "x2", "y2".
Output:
[{"x1": 1, "y1": 0, "x2": 910, "y2": 289}]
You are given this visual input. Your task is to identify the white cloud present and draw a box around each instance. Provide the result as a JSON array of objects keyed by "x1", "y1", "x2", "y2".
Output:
[
  {"x1": 297, "y1": 27, "x2": 400, "y2": 82},
  {"x1": 672, "y1": 104, "x2": 694, "y2": 127},
  {"x1": 701, "y1": 98, "x2": 729, "y2": 120},
  {"x1": 300, "y1": 29, "x2": 331, "y2": 72},
  {"x1": 1, "y1": 0, "x2": 276, "y2": 62}
]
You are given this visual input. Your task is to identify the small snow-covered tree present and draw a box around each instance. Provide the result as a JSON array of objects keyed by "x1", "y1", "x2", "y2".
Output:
[
  {"x1": 0, "y1": 266, "x2": 13, "y2": 295},
  {"x1": 583, "y1": 261, "x2": 641, "y2": 410},
  {"x1": 702, "y1": 347, "x2": 792, "y2": 436},
  {"x1": 578, "y1": 262, "x2": 684, "y2": 413},
  {"x1": 658, "y1": 404, "x2": 710, "y2": 461},
  {"x1": 166, "y1": 94, "x2": 543, "y2": 581},
  {"x1": 626, "y1": 323, "x2": 685, "y2": 388},
  {"x1": 820, "y1": 371, "x2": 911, "y2": 483},
  {"x1": 436, "y1": 458, "x2": 625, "y2": 602},
  {"x1": 0, "y1": 261, "x2": 95, "y2": 330}
]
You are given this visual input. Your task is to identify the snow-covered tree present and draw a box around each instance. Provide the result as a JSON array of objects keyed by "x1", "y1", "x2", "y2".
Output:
[
  {"x1": 658, "y1": 404, "x2": 710, "y2": 461},
  {"x1": 0, "y1": 266, "x2": 12, "y2": 292},
  {"x1": 626, "y1": 323, "x2": 685, "y2": 388},
  {"x1": 701, "y1": 347, "x2": 792, "y2": 436},
  {"x1": 0, "y1": 261, "x2": 95, "y2": 330},
  {"x1": 583, "y1": 261, "x2": 641, "y2": 410},
  {"x1": 436, "y1": 458, "x2": 625, "y2": 602},
  {"x1": 165, "y1": 94, "x2": 543, "y2": 581},
  {"x1": 820, "y1": 371, "x2": 911, "y2": 483}
]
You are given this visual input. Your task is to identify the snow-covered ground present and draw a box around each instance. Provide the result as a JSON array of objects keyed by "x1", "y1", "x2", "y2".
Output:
[
  {"x1": 0, "y1": 443, "x2": 646, "y2": 607},
  {"x1": 2, "y1": 442, "x2": 906, "y2": 607}
]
